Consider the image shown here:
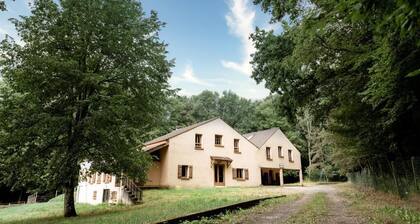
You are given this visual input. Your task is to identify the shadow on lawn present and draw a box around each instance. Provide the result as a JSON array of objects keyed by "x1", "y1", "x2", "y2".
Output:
[{"x1": 4, "y1": 203, "x2": 143, "y2": 224}]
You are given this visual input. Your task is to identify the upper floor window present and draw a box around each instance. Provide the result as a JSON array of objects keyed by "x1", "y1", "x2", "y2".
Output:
[
  {"x1": 195, "y1": 134, "x2": 202, "y2": 149},
  {"x1": 278, "y1": 146, "x2": 283, "y2": 158},
  {"x1": 234, "y1": 139, "x2": 240, "y2": 153},
  {"x1": 215, "y1": 135, "x2": 223, "y2": 146},
  {"x1": 96, "y1": 173, "x2": 102, "y2": 184},
  {"x1": 266, "y1": 147, "x2": 272, "y2": 160},
  {"x1": 288, "y1": 149, "x2": 294, "y2": 162}
]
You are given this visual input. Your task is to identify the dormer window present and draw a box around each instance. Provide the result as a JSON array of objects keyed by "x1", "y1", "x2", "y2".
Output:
[
  {"x1": 195, "y1": 134, "x2": 203, "y2": 149},
  {"x1": 215, "y1": 135, "x2": 223, "y2": 147},
  {"x1": 234, "y1": 139, "x2": 240, "y2": 153}
]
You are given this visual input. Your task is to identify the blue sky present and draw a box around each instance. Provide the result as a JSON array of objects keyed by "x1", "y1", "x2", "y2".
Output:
[{"x1": 0, "y1": 0, "x2": 279, "y2": 99}]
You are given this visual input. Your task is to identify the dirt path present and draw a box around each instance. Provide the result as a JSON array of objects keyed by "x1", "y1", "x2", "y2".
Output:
[
  {"x1": 242, "y1": 194, "x2": 312, "y2": 224},
  {"x1": 323, "y1": 186, "x2": 365, "y2": 224},
  {"x1": 242, "y1": 184, "x2": 365, "y2": 224}
]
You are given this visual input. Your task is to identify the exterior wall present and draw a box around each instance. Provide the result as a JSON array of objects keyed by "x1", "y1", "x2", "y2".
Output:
[
  {"x1": 160, "y1": 119, "x2": 260, "y2": 188},
  {"x1": 257, "y1": 130, "x2": 302, "y2": 170},
  {"x1": 145, "y1": 160, "x2": 161, "y2": 187},
  {"x1": 76, "y1": 173, "x2": 132, "y2": 205}
]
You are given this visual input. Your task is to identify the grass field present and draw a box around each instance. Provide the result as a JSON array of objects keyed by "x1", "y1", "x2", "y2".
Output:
[
  {"x1": 340, "y1": 185, "x2": 420, "y2": 224},
  {"x1": 182, "y1": 194, "x2": 303, "y2": 224},
  {"x1": 0, "y1": 187, "x2": 285, "y2": 224}
]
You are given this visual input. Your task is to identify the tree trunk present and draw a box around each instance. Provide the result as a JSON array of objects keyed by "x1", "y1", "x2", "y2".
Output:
[{"x1": 64, "y1": 184, "x2": 77, "y2": 217}]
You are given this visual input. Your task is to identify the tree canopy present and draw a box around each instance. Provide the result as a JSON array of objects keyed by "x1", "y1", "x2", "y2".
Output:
[
  {"x1": 0, "y1": 0, "x2": 172, "y2": 217},
  {"x1": 251, "y1": 0, "x2": 420, "y2": 176}
]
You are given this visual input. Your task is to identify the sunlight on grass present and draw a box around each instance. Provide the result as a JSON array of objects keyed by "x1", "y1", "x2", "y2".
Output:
[
  {"x1": 182, "y1": 194, "x2": 302, "y2": 224},
  {"x1": 0, "y1": 187, "x2": 286, "y2": 224}
]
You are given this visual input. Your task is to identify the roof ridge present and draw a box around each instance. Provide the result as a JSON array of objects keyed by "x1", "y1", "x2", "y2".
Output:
[
  {"x1": 144, "y1": 117, "x2": 219, "y2": 145},
  {"x1": 243, "y1": 128, "x2": 279, "y2": 148}
]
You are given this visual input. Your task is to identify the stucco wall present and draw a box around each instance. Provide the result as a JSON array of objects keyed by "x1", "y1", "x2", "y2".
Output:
[
  {"x1": 257, "y1": 130, "x2": 302, "y2": 170},
  {"x1": 76, "y1": 174, "x2": 133, "y2": 205},
  {"x1": 145, "y1": 160, "x2": 161, "y2": 187},
  {"x1": 160, "y1": 119, "x2": 261, "y2": 188}
]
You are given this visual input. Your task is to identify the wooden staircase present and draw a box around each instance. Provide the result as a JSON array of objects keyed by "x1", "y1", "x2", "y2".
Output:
[{"x1": 121, "y1": 176, "x2": 142, "y2": 204}]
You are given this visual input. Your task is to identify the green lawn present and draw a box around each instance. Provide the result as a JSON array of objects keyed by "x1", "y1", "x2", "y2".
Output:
[
  {"x1": 182, "y1": 194, "x2": 303, "y2": 224},
  {"x1": 0, "y1": 187, "x2": 285, "y2": 224}
]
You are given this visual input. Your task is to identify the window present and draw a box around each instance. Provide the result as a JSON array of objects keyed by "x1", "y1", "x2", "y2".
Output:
[
  {"x1": 195, "y1": 134, "x2": 202, "y2": 149},
  {"x1": 236, "y1": 169, "x2": 243, "y2": 179},
  {"x1": 104, "y1": 174, "x2": 112, "y2": 184},
  {"x1": 278, "y1": 146, "x2": 283, "y2": 158},
  {"x1": 92, "y1": 191, "x2": 97, "y2": 200},
  {"x1": 288, "y1": 149, "x2": 294, "y2": 162},
  {"x1": 178, "y1": 165, "x2": 193, "y2": 179},
  {"x1": 234, "y1": 139, "x2": 240, "y2": 153},
  {"x1": 266, "y1": 147, "x2": 272, "y2": 160},
  {"x1": 89, "y1": 173, "x2": 96, "y2": 184},
  {"x1": 232, "y1": 168, "x2": 249, "y2": 180},
  {"x1": 115, "y1": 175, "x2": 121, "y2": 187},
  {"x1": 111, "y1": 191, "x2": 117, "y2": 202},
  {"x1": 96, "y1": 173, "x2": 101, "y2": 184},
  {"x1": 215, "y1": 135, "x2": 223, "y2": 146}
]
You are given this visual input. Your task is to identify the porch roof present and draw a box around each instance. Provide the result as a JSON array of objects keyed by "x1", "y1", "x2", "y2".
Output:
[
  {"x1": 144, "y1": 141, "x2": 168, "y2": 153},
  {"x1": 210, "y1": 156, "x2": 233, "y2": 167}
]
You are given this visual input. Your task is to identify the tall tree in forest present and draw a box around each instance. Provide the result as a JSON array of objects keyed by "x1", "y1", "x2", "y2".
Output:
[{"x1": 0, "y1": 0, "x2": 172, "y2": 217}]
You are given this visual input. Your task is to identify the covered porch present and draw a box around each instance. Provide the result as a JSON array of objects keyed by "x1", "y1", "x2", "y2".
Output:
[{"x1": 260, "y1": 167, "x2": 303, "y2": 186}]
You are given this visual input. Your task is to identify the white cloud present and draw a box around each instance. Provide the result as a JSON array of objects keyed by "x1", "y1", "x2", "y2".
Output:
[
  {"x1": 221, "y1": 0, "x2": 256, "y2": 76},
  {"x1": 171, "y1": 64, "x2": 212, "y2": 86}
]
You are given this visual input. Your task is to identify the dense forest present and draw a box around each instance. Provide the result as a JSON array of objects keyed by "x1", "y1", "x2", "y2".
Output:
[{"x1": 249, "y1": 0, "x2": 420, "y2": 195}]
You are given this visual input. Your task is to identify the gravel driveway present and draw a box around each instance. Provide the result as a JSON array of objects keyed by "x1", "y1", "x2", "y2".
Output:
[{"x1": 242, "y1": 184, "x2": 365, "y2": 224}]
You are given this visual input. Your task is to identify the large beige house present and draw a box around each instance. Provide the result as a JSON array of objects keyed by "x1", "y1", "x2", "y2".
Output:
[{"x1": 76, "y1": 118, "x2": 302, "y2": 205}]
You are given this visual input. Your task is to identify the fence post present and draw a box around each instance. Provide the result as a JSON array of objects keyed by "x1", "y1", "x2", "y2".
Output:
[
  {"x1": 391, "y1": 161, "x2": 400, "y2": 194},
  {"x1": 411, "y1": 157, "x2": 418, "y2": 190}
]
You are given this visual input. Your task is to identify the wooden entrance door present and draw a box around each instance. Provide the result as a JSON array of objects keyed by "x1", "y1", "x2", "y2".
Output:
[
  {"x1": 214, "y1": 164, "x2": 225, "y2": 186},
  {"x1": 102, "y1": 189, "x2": 110, "y2": 203}
]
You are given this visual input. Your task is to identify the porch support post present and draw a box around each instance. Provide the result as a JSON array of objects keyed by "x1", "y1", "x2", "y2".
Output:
[
  {"x1": 279, "y1": 168, "x2": 284, "y2": 186},
  {"x1": 299, "y1": 169, "x2": 304, "y2": 186}
]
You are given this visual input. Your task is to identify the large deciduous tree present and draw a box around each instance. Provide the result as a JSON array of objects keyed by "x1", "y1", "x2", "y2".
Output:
[{"x1": 0, "y1": 0, "x2": 172, "y2": 217}]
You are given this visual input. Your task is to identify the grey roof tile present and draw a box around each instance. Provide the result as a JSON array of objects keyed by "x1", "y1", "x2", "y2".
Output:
[{"x1": 243, "y1": 128, "x2": 278, "y2": 148}]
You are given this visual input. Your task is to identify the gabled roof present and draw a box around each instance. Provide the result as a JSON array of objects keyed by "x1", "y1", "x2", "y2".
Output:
[
  {"x1": 144, "y1": 117, "x2": 219, "y2": 145},
  {"x1": 243, "y1": 128, "x2": 279, "y2": 148}
]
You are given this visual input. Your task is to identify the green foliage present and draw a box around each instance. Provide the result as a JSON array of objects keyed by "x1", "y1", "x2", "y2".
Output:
[
  {"x1": 150, "y1": 91, "x2": 305, "y2": 155},
  {"x1": 252, "y1": 0, "x2": 420, "y2": 180},
  {"x1": 381, "y1": 206, "x2": 420, "y2": 224},
  {"x1": 0, "y1": 0, "x2": 171, "y2": 216}
]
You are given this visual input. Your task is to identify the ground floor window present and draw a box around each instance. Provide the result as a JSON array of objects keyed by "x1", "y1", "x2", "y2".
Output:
[
  {"x1": 178, "y1": 165, "x2": 193, "y2": 179},
  {"x1": 233, "y1": 168, "x2": 249, "y2": 180},
  {"x1": 236, "y1": 168, "x2": 243, "y2": 179},
  {"x1": 111, "y1": 191, "x2": 118, "y2": 203}
]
